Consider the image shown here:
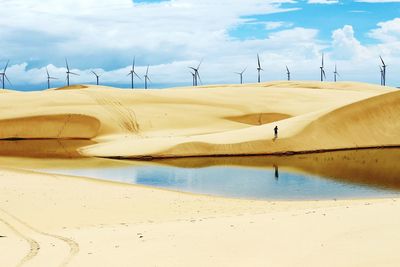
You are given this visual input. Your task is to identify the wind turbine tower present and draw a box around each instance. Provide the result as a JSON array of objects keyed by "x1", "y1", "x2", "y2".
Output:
[
  {"x1": 128, "y1": 57, "x2": 141, "y2": 89},
  {"x1": 320, "y1": 53, "x2": 326, "y2": 82},
  {"x1": 257, "y1": 54, "x2": 263, "y2": 83},
  {"x1": 380, "y1": 56, "x2": 387, "y2": 86},
  {"x1": 144, "y1": 65, "x2": 152, "y2": 89},
  {"x1": 333, "y1": 64, "x2": 340, "y2": 82},
  {"x1": 91, "y1": 71, "x2": 100, "y2": 85},
  {"x1": 235, "y1": 67, "x2": 247, "y2": 84},
  {"x1": 65, "y1": 58, "x2": 79, "y2": 86},
  {"x1": 286, "y1": 66, "x2": 291, "y2": 81},
  {"x1": 46, "y1": 67, "x2": 58, "y2": 89},
  {"x1": 0, "y1": 60, "x2": 10, "y2": 90},
  {"x1": 189, "y1": 60, "x2": 203, "y2": 86}
]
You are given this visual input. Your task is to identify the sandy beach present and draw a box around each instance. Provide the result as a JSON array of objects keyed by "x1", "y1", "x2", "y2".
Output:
[
  {"x1": 0, "y1": 82, "x2": 399, "y2": 266},
  {"x1": 1, "y1": 167, "x2": 400, "y2": 267}
]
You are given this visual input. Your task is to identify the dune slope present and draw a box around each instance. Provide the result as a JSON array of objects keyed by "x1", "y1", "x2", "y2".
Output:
[{"x1": 0, "y1": 81, "x2": 397, "y2": 158}]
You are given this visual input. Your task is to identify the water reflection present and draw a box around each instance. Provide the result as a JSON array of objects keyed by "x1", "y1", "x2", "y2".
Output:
[
  {"x1": 0, "y1": 140, "x2": 398, "y2": 200},
  {"x1": 152, "y1": 148, "x2": 400, "y2": 191},
  {"x1": 37, "y1": 148, "x2": 400, "y2": 200}
]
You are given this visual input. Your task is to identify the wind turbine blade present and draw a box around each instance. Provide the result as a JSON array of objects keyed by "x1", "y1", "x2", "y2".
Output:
[
  {"x1": 134, "y1": 71, "x2": 142, "y2": 80},
  {"x1": 70, "y1": 72, "x2": 79, "y2": 76},
  {"x1": 65, "y1": 58, "x2": 70, "y2": 71},
  {"x1": 46, "y1": 67, "x2": 50, "y2": 77},
  {"x1": 197, "y1": 59, "x2": 203, "y2": 70},
  {"x1": 3, "y1": 60, "x2": 9, "y2": 72},
  {"x1": 197, "y1": 72, "x2": 203, "y2": 85},
  {"x1": 50, "y1": 77, "x2": 58, "y2": 80},
  {"x1": 380, "y1": 56, "x2": 385, "y2": 66},
  {"x1": 132, "y1": 57, "x2": 136, "y2": 70},
  {"x1": 4, "y1": 74, "x2": 11, "y2": 86},
  {"x1": 91, "y1": 71, "x2": 97, "y2": 76},
  {"x1": 189, "y1": 67, "x2": 196, "y2": 71},
  {"x1": 257, "y1": 54, "x2": 261, "y2": 68},
  {"x1": 146, "y1": 65, "x2": 149, "y2": 76},
  {"x1": 322, "y1": 69, "x2": 326, "y2": 79},
  {"x1": 147, "y1": 77, "x2": 152, "y2": 83}
]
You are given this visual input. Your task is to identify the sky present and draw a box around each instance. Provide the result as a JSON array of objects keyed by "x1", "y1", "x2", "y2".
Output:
[{"x1": 0, "y1": 0, "x2": 399, "y2": 90}]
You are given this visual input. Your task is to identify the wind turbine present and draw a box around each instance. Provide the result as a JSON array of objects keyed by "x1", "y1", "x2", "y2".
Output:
[
  {"x1": 333, "y1": 64, "x2": 340, "y2": 82},
  {"x1": 320, "y1": 53, "x2": 326, "y2": 82},
  {"x1": 257, "y1": 54, "x2": 263, "y2": 83},
  {"x1": 235, "y1": 67, "x2": 247, "y2": 84},
  {"x1": 380, "y1": 66, "x2": 384, "y2": 86},
  {"x1": 144, "y1": 65, "x2": 152, "y2": 89},
  {"x1": 380, "y1": 56, "x2": 386, "y2": 86},
  {"x1": 0, "y1": 60, "x2": 10, "y2": 90},
  {"x1": 286, "y1": 66, "x2": 291, "y2": 81},
  {"x1": 189, "y1": 59, "x2": 202, "y2": 86},
  {"x1": 128, "y1": 57, "x2": 141, "y2": 89},
  {"x1": 65, "y1": 58, "x2": 79, "y2": 86},
  {"x1": 91, "y1": 71, "x2": 100, "y2": 85},
  {"x1": 190, "y1": 71, "x2": 196, "y2": 86},
  {"x1": 46, "y1": 67, "x2": 58, "y2": 89}
]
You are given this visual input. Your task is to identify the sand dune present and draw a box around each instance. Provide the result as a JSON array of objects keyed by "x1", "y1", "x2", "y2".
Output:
[
  {"x1": 0, "y1": 114, "x2": 100, "y2": 139},
  {"x1": 226, "y1": 113, "x2": 291, "y2": 125},
  {"x1": 0, "y1": 82, "x2": 400, "y2": 266},
  {"x1": 0, "y1": 81, "x2": 396, "y2": 158},
  {"x1": 0, "y1": 139, "x2": 95, "y2": 158}
]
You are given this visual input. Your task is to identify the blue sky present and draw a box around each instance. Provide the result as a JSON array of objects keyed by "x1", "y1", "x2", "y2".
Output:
[
  {"x1": 0, "y1": 0, "x2": 399, "y2": 90},
  {"x1": 231, "y1": 1, "x2": 400, "y2": 44}
]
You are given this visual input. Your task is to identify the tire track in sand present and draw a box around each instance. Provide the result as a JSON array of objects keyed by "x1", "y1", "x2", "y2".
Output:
[
  {"x1": 0, "y1": 208, "x2": 79, "y2": 266},
  {"x1": 0, "y1": 215, "x2": 40, "y2": 267}
]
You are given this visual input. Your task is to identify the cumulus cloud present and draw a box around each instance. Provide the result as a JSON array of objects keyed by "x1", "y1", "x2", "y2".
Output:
[
  {"x1": 1, "y1": 1, "x2": 400, "y2": 88},
  {"x1": 331, "y1": 25, "x2": 368, "y2": 60},
  {"x1": 368, "y1": 18, "x2": 400, "y2": 42}
]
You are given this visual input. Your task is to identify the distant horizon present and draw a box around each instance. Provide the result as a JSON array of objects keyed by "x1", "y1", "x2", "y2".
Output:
[{"x1": 5, "y1": 79, "x2": 398, "y2": 92}]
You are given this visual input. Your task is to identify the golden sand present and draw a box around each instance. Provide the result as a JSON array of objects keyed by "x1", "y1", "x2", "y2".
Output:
[{"x1": 0, "y1": 81, "x2": 399, "y2": 266}]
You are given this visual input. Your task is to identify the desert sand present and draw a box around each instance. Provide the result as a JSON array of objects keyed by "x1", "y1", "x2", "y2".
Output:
[{"x1": 0, "y1": 81, "x2": 399, "y2": 266}]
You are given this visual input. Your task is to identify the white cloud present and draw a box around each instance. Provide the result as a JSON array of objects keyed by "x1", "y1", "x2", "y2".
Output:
[
  {"x1": 1, "y1": 1, "x2": 400, "y2": 88},
  {"x1": 307, "y1": 0, "x2": 339, "y2": 4},
  {"x1": 368, "y1": 18, "x2": 400, "y2": 42},
  {"x1": 331, "y1": 25, "x2": 369, "y2": 60},
  {"x1": 264, "y1": 21, "x2": 294, "y2": 30},
  {"x1": 355, "y1": 0, "x2": 400, "y2": 2}
]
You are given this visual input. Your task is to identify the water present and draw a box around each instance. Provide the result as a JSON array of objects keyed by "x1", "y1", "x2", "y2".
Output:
[{"x1": 36, "y1": 148, "x2": 400, "y2": 200}]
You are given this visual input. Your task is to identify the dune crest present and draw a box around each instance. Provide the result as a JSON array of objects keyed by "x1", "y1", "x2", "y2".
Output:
[{"x1": 226, "y1": 113, "x2": 291, "y2": 125}]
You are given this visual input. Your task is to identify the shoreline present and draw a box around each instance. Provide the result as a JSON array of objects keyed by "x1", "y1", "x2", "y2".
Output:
[{"x1": 102, "y1": 144, "x2": 400, "y2": 160}]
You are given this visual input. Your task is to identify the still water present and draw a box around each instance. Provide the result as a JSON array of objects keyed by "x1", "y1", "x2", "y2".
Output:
[{"x1": 38, "y1": 148, "x2": 400, "y2": 200}]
